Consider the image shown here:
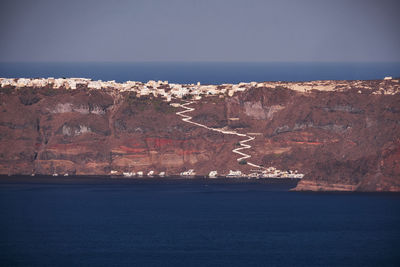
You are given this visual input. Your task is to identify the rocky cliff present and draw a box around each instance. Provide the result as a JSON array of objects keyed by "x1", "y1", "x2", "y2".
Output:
[{"x1": 0, "y1": 78, "x2": 399, "y2": 191}]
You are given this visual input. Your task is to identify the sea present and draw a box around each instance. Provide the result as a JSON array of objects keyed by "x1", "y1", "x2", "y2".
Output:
[
  {"x1": 0, "y1": 177, "x2": 399, "y2": 267},
  {"x1": 1, "y1": 62, "x2": 400, "y2": 266},
  {"x1": 0, "y1": 62, "x2": 400, "y2": 84}
]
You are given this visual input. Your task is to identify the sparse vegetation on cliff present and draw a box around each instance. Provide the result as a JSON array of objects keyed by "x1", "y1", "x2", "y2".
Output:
[
  {"x1": 18, "y1": 88, "x2": 41, "y2": 105},
  {"x1": 40, "y1": 87, "x2": 59, "y2": 96},
  {"x1": 125, "y1": 92, "x2": 175, "y2": 113},
  {"x1": 0, "y1": 86, "x2": 13, "y2": 94}
]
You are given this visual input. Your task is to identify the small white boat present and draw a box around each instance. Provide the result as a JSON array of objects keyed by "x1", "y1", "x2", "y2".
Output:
[
  {"x1": 123, "y1": 172, "x2": 135, "y2": 177},
  {"x1": 226, "y1": 170, "x2": 242, "y2": 178},
  {"x1": 208, "y1": 171, "x2": 218, "y2": 178},
  {"x1": 248, "y1": 172, "x2": 260, "y2": 179},
  {"x1": 180, "y1": 169, "x2": 196, "y2": 177},
  {"x1": 260, "y1": 172, "x2": 275, "y2": 178}
]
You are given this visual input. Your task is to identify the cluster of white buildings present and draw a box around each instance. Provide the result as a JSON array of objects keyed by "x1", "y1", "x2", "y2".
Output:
[
  {"x1": 116, "y1": 170, "x2": 165, "y2": 178},
  {"x1": 0, "y1": 77, "x2": 259, "y2": 101},
  {"x1": 221, "y1": 167, "x2": 304, "y2": 179},
  {"x1": 259, "y1": 167, "x2": 304, "y2": 179},
  {"x1": 109, "y1": 168, "x2": 304, "y2": 179},
  {"x1": 0, "y1": 77, "x2": 92, "y2": 90},
  {"x1": 1, "y1": 77, "x2": 399, "y2": 99}
]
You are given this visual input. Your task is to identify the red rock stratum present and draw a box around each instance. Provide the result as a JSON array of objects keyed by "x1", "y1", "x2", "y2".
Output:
[{"x1": 0, "y1": 78, "x2": 399, "y2": 191}]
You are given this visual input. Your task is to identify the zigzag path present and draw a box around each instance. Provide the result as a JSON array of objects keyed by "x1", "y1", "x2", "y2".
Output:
[{"x1": 175, "y1": 100, "x2": 263, "y2": 169}]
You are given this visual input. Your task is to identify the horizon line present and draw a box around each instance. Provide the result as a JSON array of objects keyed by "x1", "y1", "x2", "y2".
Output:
[{"x1": 1, "y1": 61, "x2": 400, "y2": 64}]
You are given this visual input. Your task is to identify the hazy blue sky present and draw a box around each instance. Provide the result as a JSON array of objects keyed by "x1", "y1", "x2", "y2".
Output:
[{"x1": 0, "y1": 0, "x2": 399, "y2": 62}]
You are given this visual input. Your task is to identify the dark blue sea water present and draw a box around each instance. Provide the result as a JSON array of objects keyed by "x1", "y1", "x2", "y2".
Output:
[
  {"x1": 0, "y1": 177, "x2": 399, "y2": 266},
  {"x1": 0, "y1": 62, "x2": 400, "y2": 84}
]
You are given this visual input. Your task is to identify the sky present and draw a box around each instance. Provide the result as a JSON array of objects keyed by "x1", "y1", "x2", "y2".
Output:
[{"x1": 0, "y1": 0, "x2": 399, "y2": 62}]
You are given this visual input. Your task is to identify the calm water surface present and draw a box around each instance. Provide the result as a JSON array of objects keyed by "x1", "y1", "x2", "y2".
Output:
[
  {"x1": 1, "y1": 62, "x2": 399, "y2": 84},
  {"x1": 0, "y1": 177, "x2": 399, "y2": 266}
]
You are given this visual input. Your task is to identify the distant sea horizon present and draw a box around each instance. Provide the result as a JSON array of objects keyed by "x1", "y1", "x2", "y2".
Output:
[{"x1": 0, "y1": 61, "x2": 399, "y2": 84}]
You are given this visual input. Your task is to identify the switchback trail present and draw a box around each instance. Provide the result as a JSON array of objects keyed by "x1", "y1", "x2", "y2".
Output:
[{"x1": 175, "y1": 100, "x2": 263, "y2": 169}]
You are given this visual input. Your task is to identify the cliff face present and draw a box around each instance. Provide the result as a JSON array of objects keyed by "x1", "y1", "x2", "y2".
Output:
[
  {"x1": 0, "y1": 79, "x2": 399, "y2": 191},
  {"x1": 0, "y1": 87, "x2": 234, "y2": 177}
]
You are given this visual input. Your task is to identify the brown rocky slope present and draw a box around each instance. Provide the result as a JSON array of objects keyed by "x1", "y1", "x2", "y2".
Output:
[{"x1": 0, "y1": 79, "x2": 399, "y2": 191}]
